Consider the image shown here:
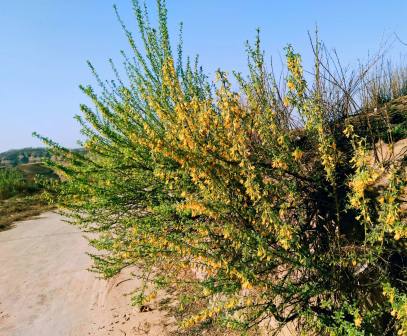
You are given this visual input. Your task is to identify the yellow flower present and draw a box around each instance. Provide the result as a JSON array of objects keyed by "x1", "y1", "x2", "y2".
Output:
[
  {"x1": 386, "y1": 213, "x2": 396, "y2": 226},
  {"x1": 242, "y1": 280, "x2": 252, "y2": 289},
  {"x1": 283, "y1": 96, "x2": 290, "y2": 107},
  {"x1": 226, "y1": 298, "x2": 238, "y2": 309},
  {"x1": 287, "y1": 80, "x2": 295, "y2": 91},
  {"x1": 354, "y1": 316, "x2": 362, "y2": 328},
  {"x1": 245, "y1": 297, "x2": 254, "y2": 305},
  {"x1": 203, "y1": 287, "x2": 211, "y2": 296},
  {"x1": 343, "y1": 124, "x2": 354, "y2": 138},
  {"x1": 292, "y1": 148, "x2": 303, "y2": 161},
  {"x1": 272, "y1": 159, "x2": 288, "y2": 170},
  {"x1": 280, "y1": 239, "x2": 290, "y2": 250}
]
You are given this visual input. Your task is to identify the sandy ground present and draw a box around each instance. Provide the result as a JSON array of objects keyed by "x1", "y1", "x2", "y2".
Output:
[{"x1": 0, "y1": 212, "x2": 175, "y2": 336}]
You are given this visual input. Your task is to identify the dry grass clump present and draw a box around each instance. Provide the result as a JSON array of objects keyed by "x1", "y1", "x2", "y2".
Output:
[{"x1": 0, "y1": 194, "x2": 52, "y2": 231}]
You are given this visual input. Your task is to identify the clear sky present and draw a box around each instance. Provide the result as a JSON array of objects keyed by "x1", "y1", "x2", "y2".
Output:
[{"x1": 1, "y1": 1, "x2": 406, "y2": 152}]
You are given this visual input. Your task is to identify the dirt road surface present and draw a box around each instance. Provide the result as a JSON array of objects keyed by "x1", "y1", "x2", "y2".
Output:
[{"x1": 0, "y1": 212, "x2": 175, "y2": 336}]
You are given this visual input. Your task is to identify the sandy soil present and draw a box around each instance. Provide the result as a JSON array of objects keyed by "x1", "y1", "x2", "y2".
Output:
[{"x1": 0, "y1": 212, "x2": 175, "y2": 336}]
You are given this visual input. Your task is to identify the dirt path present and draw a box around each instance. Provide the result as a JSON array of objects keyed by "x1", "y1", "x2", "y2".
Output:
[{"x1": 0, "y1": 212, "x2": 175, "y2": 336}]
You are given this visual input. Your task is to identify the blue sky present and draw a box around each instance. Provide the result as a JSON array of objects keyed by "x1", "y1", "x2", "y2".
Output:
[{"x1": 1, "y1": 1, "x2": 406, "y2": 152}]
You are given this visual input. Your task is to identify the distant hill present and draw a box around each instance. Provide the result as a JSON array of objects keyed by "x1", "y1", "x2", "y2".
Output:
[
  {"x1": 0, "y1": 147, "x2": 84, "y2": 167},
  {"x1": 0, "y1": 147, "x2": 51, "y2": 166}
]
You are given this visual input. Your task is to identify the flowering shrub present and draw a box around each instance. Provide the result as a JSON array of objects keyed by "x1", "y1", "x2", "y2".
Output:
[{"x1": 37, "y1": 1, "x2": 406, "y2": 334}]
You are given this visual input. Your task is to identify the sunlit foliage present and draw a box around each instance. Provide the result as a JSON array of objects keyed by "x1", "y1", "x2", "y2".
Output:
[{"x1": 37, "y1": 1, "x2": 406, "y2": 334}]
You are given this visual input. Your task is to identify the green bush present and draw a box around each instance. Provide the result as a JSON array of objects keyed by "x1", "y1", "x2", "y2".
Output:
[
  {"x1": 37, "y1": 1, "x2": 406, "y2": 334},
  {"x1": 0, "y1": 167, "x2": 30, "y2": 199},
  {"x1": 0, "y1": 164, "x2": 53, "y2": 200}
]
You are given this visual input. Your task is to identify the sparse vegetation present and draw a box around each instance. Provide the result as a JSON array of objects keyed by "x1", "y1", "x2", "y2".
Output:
[
  {"x1": 0, "y1": 163, "x2": 56, "y2": 230},
  {"x1": 0, "y1": 167, "x2": 29, "y2": 199},
  {"x1": 37, "y1": 1, "x2": 406, "y2": 335}
]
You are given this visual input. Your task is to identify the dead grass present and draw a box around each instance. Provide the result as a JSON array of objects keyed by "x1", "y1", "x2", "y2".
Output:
[{"x1": 0, "y1": 193, "x2": 53, "y2": 231}]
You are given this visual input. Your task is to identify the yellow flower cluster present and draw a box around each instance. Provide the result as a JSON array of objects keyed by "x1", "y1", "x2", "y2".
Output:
[
  {"x1": 349, "y1": 169, "x2": 380, "y2": 199},
  {"x1": 377, "y1": 167, "x2": 406, "y2": 241},
  {"x1": 354, "y1": 315, "x2": 362, "y2": 328},
  {"x1": 229, "y1": 268, "x2": 253, "y2": 289},
  {"x1": 177, "y1": 200, "x2": 207, "y2": 217},
  {"x1": 181, "y1": 306, "x2": 222, "y2": 328},
  {"x1": 278, "y1": 225, "x2": 293, "y2": 250},
  {"x1": 292, "y1": 148, "x2": 304, "y2": 161},
  {"x1": 286, "y1": 47, "x2": 305, "y2": 96},
  {"x1": 272, "y1": 158, "x2": 288, "y2": 170},
  {"x1": 287, "y1": 80, "x2": 295, "y2": 91},
  {"x1": 382, "y1": 284, "x2": 407, "y2": 335},
  {"x1": 181, "y1": 293, "x2": 254, "y2": 330}
]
